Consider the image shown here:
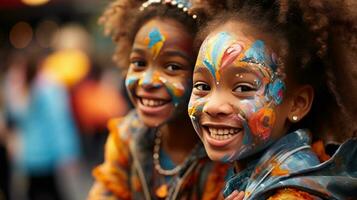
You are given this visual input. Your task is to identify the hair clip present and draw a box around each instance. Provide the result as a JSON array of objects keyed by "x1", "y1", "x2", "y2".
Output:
[{"x1": 139, "y1": 0, "x2": 197, "y2": 19}]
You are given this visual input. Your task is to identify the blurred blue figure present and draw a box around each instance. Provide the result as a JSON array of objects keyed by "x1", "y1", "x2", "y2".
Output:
[{"x1": 4, "y1": 49, "x2": 80, "y2": 200}]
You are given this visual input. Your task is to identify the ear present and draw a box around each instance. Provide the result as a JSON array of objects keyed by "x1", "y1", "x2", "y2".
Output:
[{"x1": 288, "y1": 85, "x2": 314, "y2": 123}]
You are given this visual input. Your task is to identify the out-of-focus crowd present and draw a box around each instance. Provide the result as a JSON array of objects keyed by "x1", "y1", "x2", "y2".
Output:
[{"x1": 0, "y1": 1, "x2": 130, "y2": 199}]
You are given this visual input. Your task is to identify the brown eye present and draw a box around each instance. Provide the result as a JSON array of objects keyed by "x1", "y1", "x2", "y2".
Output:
[
  {"x1": 233, "y1": 84, "x2": 256, "y2": 93},
  {"x1": 166, "y1": 63, "x2": 182, "y2": 71},
  {"x1": 194, "y1": 82, "x2": 211, "y2": 91},
  {"x1": 131, "y1": 60, "x2": 146, "y2": 67}
]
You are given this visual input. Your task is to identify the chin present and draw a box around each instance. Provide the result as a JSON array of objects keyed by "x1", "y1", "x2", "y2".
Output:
[
  {"x1": 137, "y1": 112, "x2": 165, "y2": 128},
  {"x1": 204, "y1": 145, "x2": 232, "y2": 162}
]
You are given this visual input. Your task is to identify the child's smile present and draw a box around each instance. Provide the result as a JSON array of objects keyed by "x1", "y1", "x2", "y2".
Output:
[
  {"x1": 126, "y1": 19, "x2": 194, "y2": 127},
  {"x1": 189, "y1": 22, "x2": 287, "y2": 162}
]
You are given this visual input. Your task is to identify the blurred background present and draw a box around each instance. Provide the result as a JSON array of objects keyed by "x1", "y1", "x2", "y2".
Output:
[{"x1": 0, "y1": 0, "x2": 131, "y2": 199}]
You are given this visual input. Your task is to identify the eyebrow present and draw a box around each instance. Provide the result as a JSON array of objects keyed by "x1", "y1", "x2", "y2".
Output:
[
  {"x1": 130, "y1": 48, "x2": 146, "y2": 55},
  {"x1": 194, "y1": 66, "x2": 209, "y2": 74},
  {"x1": 160, "y1": 50, "x2": 191, "y2": 61}
]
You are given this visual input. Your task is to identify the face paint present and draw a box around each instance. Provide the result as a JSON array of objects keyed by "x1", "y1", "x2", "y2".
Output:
[
  {"x1": 126, "y1": 68, "x2": 188, "y2": 105},
  {"x1": 146, "y1": 27, "x2": 166, "y2": 60},
  {"x1": 138, "y1": 70, "x2": 162, "y2": 88},
  {"x1": 190, "y1": 31, "x2": 286, "y2": 162}
]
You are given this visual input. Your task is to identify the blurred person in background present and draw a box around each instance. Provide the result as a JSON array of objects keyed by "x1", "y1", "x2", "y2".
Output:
[
  {"x1": 71, "y1": 63, "x2": 129, "y2": 167},
  {"x1": 0, "y1": 62, "x2": 10, "y2": 200},
  {"x1": 3, "y1": 47, "x2": 80, "y2": 200}
]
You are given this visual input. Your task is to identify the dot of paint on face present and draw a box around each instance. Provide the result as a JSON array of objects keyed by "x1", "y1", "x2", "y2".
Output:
[{"x1": 236, "y1": 73, "x2": 244, "y2": 78}]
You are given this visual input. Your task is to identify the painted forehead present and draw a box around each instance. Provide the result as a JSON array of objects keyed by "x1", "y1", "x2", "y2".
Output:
[{"x1": 197, "y1": 31, "x2": 279, "y2": 80}]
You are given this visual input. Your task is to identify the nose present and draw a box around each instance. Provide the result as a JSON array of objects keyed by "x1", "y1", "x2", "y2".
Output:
[
  {"x1": 203, "y1": 92, "x2": 234, "y2": 118},
  {"x1": 139, "y1": 70, "x2": 163, "y2": 90}
]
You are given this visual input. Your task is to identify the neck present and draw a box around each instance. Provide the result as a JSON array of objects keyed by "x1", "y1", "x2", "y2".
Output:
[{"x1": 159, "y1": 114, "x2": 199, "y2": 164}]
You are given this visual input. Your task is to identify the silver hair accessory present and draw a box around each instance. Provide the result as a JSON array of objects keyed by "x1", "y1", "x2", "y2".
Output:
[{"x1": 139, "y1": 0, "x2": 197, "y2": 19}]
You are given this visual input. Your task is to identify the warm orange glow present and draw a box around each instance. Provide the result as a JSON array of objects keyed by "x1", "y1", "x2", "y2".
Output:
[
  {"x1": 21, "y1": 0, "x2": 50, "y2": 6},
  {"x1": 10, "y1": 21, "x2": 33, "y2": 49},
  {"x1": 43, "y1": 49, "x2": 90, "y2": 87}
]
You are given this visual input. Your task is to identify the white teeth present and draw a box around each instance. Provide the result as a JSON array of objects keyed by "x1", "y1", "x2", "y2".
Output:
[
  {"x1": 141, "y1": 98, "x2": 166, "y2": 107},
  {"x1": 224, "y1": 129, "x2": 229, "y2": 135},
  {"x1": 208, "y1": 127, "x2": 241, "y2": 140}
]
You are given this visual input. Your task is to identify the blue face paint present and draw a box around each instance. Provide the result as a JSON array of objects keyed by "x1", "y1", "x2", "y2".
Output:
[
  {"x1": 268, "y1": 79, "x2": 285, "y2": 105},
  {"x1": 202, "y1": 32, "x2": 237, "y2": 82},
  {"x1": 147, "y1": 28, "x2": 166, "y2": 59},
  {"x1": 241, "y1": 40, "x2": 277, "y2": 71}
]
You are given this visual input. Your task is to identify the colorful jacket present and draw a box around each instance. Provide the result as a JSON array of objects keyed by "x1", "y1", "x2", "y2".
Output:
[
  {"x1": 89, "y1": 110, "x2": 231, "y2": 200},
  {"x1": 223, "y1": 129, "x2": 357, "y2": 200}
]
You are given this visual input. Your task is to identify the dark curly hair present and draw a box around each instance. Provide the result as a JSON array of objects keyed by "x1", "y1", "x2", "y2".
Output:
[
  {"x1": 99, "y1": 0, "x2": 227, "y2": 73},
  {"x1": 196, "y1": 0, "x2": 357, "y2": 142}
]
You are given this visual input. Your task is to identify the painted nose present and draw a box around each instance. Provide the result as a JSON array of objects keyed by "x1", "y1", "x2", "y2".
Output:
[
  {"x1": 203, "y1": 93, "x2": 234, "y2": 117},
  {"x1": 140, "y1": 71, "x2": 163, "y2": 90}
]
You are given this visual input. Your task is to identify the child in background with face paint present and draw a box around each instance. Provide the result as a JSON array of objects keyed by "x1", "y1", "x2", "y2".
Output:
[
  {"x1": 188, "y1": 1, "x2": 357, "y2": 200},
  {"x1": 88, "y1": 0, "x2": 231, "y2": 199}
]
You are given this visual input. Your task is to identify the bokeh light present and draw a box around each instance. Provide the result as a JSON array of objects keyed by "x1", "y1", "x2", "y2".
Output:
[
  {"x1": 21, "y1": 0, "x2": 50, "y2": 6},
  {"x1": 9, "y1": 21, "x2": 33, "y2": 49},
  {"x1": 35, "y1": 20, "x2": 59, "y2": 48},
  {"x1": 43, "y1": 49, "x2": 90, "y2": 87}
]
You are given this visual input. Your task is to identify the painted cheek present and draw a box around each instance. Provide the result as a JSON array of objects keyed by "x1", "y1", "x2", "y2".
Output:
[
  {"x1": 267, "y1": 78, "x2": 286, "y2": 105},
  {"x1": 162, "y1": 78, "x2": 188, "y2": 107},
  {"x1": 188, "y1": 97, "x2": 207, "y2": 136},
  {"x1": 125, "y1": 74, "x2": 140, "y2": 103},
  {"x1": 247, "y1": 107, "x2": 276, "y2": 141}
]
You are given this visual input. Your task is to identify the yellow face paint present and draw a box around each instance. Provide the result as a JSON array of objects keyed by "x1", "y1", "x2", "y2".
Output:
[{"x1": 146, "y1": 27, "x2": 166, "y2": 59}]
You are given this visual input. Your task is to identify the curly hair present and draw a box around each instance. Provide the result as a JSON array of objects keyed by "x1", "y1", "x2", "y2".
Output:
[
  {"x1": 293, "y1": 0, "x2": 357, "y2": 140},
  {"x1": 99, "y1": 0, "x2": 227, "y2": 73},
  {"x1": 197, "y1": 0, "x2": 357, "y2": 141}
]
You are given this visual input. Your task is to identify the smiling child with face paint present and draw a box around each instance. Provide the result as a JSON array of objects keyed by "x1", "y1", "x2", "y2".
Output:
[
  {"x1": 189, "y1": 2, "x2": 357, "y2": 200},
  {"x1": 88, "y1": 0, "x2": 231, "y2": 199}
]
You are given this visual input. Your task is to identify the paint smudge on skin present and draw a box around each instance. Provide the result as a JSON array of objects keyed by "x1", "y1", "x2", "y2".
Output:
[
  {"x1": 203, "y1": 32, "x2": 241, "y2": 82},
  {"x1": 248, "y1": 108, "x2": 276, "y2": 140},
  {"x1": 188, "y1": 98, "x2": 207, "y2": 134},
  {"x1": 241, "y1": 40, "x2": 277, "y2": 71},
  {"x1": 268, "y1": 79, "x2": 285, "y2": 105},
  {"x1": 126, "y1": 68, "x2": 189, "y2": 109},
  {"x1": 221, "y1": 43, "x2": 243, "y2": 70},
  {"x1": 147, "y1": 28, "x2": 166, "y2": 59},
  {"x1": 139, "y1": 70, "x2": 162, "y2": 88},
  {"x1": 164, "y1": 80, "x2": 186, "y2": 107}
]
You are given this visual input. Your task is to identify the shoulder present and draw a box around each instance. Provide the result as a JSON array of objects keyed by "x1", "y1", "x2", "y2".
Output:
[{"x1": 107, "y1": 110, "x2": 148, "y2": 144}]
